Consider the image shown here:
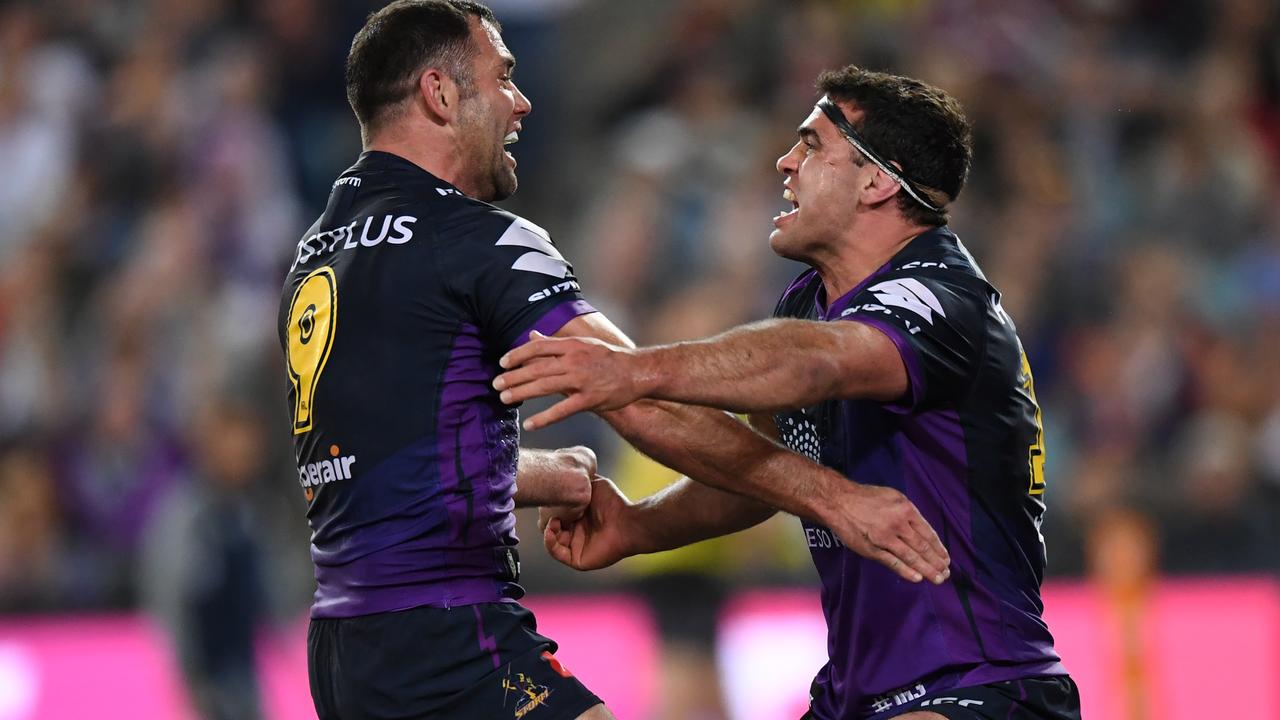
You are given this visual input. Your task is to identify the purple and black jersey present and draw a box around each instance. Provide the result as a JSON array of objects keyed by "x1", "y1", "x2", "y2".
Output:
[
  {"x1": 278, "y1": 151, "x2": 594, "y2": 619},
  {"x1": 773, "y1": 227, "x2": 1066, "y2": 719}
]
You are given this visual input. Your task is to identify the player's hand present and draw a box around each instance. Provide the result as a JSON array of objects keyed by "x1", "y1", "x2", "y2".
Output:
[
  {"x1": 552, "y1": 444, "x2": 597, "y2": 481},
  {"x1": 495, "y1": 332, "x2": 648, "y2": 431},
  {"x1": 546, "y1": 445, "x2": 595, "y2": 522},
  {"x1": 824, "y1": 483, "x2": 951, "y2": 584},
  {"x1": 541, "y1": 477, "x2": 635, "y2": 571}
]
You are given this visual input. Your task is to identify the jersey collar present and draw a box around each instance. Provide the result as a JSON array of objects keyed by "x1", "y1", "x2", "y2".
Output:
[{"x1": 815, "y1": 226, "x2": 956, "y2": 320}]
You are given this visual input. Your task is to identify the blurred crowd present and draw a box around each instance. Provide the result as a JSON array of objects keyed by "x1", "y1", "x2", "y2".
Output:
[{"x1": 0, "y1": 0, "x2": 1276, "y2": 627}]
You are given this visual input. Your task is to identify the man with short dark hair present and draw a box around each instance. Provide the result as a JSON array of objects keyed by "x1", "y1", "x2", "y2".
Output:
[
  {"x1": 283, "y1": 3, "x2": 610, "y2": 718},
  {"x1": 496, "y1": 67, "x2": 1082, "y2": 719},
  {"x1": 282, "y1": 3, "x2": 950, "y2": 718}
]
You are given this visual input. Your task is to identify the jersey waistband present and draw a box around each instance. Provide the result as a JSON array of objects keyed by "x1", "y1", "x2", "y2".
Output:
[
  {"x1": 828, "y1": 660, "x2": 1070, "y2": 719},
  {"x1": 311, "y1": 546, "x2": 523, "y2": 619}
]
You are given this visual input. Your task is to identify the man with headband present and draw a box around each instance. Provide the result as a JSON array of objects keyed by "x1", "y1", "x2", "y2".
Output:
[
  {"x1": 496, "y1": 67, "x2": 1082, "y2": 719},
  {"x1": 282, "y1": 2, "x2": 951, "y2": 714}
]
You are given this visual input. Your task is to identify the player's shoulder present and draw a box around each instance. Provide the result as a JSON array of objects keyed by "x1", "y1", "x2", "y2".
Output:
[
  {"x1": 434, "y1": 198, "x2": 550, "y2": 249},
  {"x1": 343, "y1": 153, "x2": 555, "y2": 254},
  {"x1": 839, "y1": 228, "x2": 998, "y2": 328},
  {"x1": 885, "y1": 226, "x2": 989, "y2": 288},
  {"x1": 867, "y1": 227, "x2": 996, "y2": 308},
  {"x1": 341, "y1": 151, "x2": 502, "y2": 227}
]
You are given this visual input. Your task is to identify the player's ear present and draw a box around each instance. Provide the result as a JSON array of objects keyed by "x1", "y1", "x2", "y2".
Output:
[
  {"x1": 862, "y1": 164, "x2": 902, "y2": 207},
  {"x1": 419, "y1": 68, "x2": 459, "y2": 124}
]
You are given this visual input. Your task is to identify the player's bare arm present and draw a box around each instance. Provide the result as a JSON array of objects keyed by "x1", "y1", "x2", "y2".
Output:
[
  {"x1": 513, "y1": 446, "x2": 595, "y2": 514},
  {"x1": 527, "y1": 313, "x2": 949, "y2": 585},
  {"x1": 542, "y1": 475, "x2": 777, "y2": 571},
  {"x1": 541, "y1": 414, "x2": 779, "y2": 571},
  {"x1": 494, "y1": 317, "x2": 905, "y2": 428}
]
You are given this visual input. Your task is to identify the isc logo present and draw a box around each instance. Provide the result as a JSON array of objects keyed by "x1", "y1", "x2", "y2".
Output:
[{"x1": 298, "y1": 444, "x2": 356, "y2": 500}]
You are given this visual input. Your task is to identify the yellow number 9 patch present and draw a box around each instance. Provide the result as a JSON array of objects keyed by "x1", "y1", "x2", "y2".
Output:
[
  {"x1": 287, "y1": 267, "x2": 337, "y2": 434},
  {"x1": 1020, "y1": 351, "x2": 1047, "y2": 496}
]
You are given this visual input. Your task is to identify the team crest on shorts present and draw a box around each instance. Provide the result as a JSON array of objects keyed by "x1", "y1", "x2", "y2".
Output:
[{"x1": 502, "y1": 670, "x2": 552, "y2": 718}]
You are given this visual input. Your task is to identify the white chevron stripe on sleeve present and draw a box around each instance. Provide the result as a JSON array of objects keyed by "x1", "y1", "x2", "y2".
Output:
[{"x1": 511, "y1": 252, "x2": 571, "y2": 278}]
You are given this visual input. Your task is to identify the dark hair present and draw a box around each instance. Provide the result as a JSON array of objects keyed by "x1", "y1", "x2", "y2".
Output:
[
  {"x1": 817, "y1": 66, "x2": 972, "y2": 226},
  {"x1": 345, "y1": 0, "x2": 499, "y2": 131}
]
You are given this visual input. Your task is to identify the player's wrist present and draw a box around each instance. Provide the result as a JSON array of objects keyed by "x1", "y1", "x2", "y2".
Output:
[
  {"x1": 629, "y1": 346, "x2": 667, "y2": 401},
  {"x1": 804, "y1": 472, "x2": 858, "y2": 528},
  {"x1": 614, "y1": 497, "x2": 659, "y2": 557},
  {"x1": 554, "y1": 445, "x2": 596, "y2": 477}
]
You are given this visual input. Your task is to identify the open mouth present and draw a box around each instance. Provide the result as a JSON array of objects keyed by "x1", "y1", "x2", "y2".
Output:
[
  {"x1": 774, "y1": 187, "x2": 800, "y2": 223},
  {"x1": 503, "y1": 132, "x2": 519, "y2": 165}
]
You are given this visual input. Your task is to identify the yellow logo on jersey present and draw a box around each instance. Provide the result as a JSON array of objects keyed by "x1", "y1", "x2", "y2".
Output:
[{"x1": 287, "y1": 267, "x2": 337, "y2": 434}]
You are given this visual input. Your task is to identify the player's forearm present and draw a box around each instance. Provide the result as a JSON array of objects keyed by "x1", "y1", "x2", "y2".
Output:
[
  {"x1": 620, "y1": 477, "x2": 776, "y2": 555},
  {"x1": 633, "y1": 319, "x2": 854, "y2": 412},
  {"x1": 513, "y1": 448, "x2": 593, "y2": 508},
  {"x1": 601, "y1": 401, "x2": 843, "y2": 527}
]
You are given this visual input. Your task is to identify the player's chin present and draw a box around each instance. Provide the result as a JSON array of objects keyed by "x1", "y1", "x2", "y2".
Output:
[
  {"x1": 768, "y1": 227, "x2": 795, "y2": 257},
  {"x1": 492, "y1": 169, "x2": 518, "y2": 202}
]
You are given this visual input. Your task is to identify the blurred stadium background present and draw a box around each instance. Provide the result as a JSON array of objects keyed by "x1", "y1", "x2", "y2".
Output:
[{"x1": 0, "y1": 0, "x2": 1277, "y2": 718}]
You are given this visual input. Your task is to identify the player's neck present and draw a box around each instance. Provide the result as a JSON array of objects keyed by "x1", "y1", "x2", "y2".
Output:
[
  {"x1": 365, "y1": 123, "x2": 468, "y2": 191},
  {"x1": 813, "y1": 217, "x2": 930, "y2": 300}
]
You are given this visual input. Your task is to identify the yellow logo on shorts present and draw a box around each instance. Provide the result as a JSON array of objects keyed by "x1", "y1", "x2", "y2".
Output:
[{"x1": 502, "y1": 671, "x2": 552, "y2": 718}]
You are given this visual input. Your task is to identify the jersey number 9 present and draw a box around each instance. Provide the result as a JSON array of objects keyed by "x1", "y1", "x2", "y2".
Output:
[
  {"x1": 287, "y1": 267, "x2": 337, "y2": 434},
  {"x1": 1020, "y1": 351, "x2": 1047, "y2": 496}
]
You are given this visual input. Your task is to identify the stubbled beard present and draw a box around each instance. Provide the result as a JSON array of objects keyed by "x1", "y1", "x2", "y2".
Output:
[
  {"x1": 467, "y1": 137, "x2": 515, "y2": 202},
  {"x1": 488, "y1": 149, "x2": 517, "y2": 201},
  {"x1": 459, "y1": 112, "x2": 517, "y2": 201}
]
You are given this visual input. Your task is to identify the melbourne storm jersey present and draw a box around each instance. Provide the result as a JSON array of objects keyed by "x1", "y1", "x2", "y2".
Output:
[
  {"x1": 278, "y1": 151, "x2": 594, "y2": 619},
  {"x1": 773, "y1": 227, "x2": 1066, "y2": 718}
]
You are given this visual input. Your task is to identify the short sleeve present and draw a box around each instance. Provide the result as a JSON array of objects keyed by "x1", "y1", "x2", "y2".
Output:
[
  {"x1": 837, "y1": 272, "x2": 987, "y2": 411},
  {"x1": 440, "y1": 208, "x2": 596, "y2": 350}
]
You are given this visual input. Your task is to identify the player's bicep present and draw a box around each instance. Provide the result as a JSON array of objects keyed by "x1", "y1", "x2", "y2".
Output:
[
  {"x1": 828, "y1": 320, "x2": 910, "y2": 403},
  {"x1": 444, "y1": 211, "x2": 595, "y2": 349},
  {"x1": 837, "y1": 274, "x2": 984, "y2": 410},
  {"x1": 549, "y1": 311, "x2": 637, "y2": 349}
]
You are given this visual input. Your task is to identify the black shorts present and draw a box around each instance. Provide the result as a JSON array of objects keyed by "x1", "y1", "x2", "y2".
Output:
[
  {"x1": 802, "y1": 675, "x2": 1081, "y2": 720},
  {"x1": 308, "y1": 602, "x2": 603, "y2": 720},
  {"x1": 890, "y1": 675, "x2": 1080, "y2": 720}
]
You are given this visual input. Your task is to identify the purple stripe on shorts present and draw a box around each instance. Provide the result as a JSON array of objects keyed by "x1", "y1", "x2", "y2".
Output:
[{"x1": 474, "y1": 604, "x2": 502, "y2": 669}]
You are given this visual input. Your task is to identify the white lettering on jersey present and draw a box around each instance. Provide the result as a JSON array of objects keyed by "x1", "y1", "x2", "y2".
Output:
[
  {"x1": 289, "y1": 214, "x2": 417, "y2": 271},
  {"x1": 528, "y1": 280, "x2": 580, "y2": 303},
  {"x1": 803, "y1": 526, "x2": 844, "y2": 550},
  {"x1": 298, "y1": 453, "x2": 356, "y2": 488},
  {"x1": 867, "y1": 278, "x2": 945, "y2": 325},
  {"x1": 840, "y1": 301, "x2": 925, "y2": 335},
  {"x1": 495, "y1": 218, "x2": 571, "y2": 278}
]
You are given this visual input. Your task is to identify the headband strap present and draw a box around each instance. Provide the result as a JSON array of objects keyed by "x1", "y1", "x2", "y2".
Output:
[{"x1": 816, "y1": 95, "x2": 945, "y2": 213}]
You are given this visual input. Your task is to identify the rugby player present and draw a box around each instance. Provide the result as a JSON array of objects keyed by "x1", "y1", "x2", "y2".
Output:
[
  {"x1": 495, "y1": 68, "x2": 1082, "y2": 719},
  {"x1": 281, "y1": 2, "x2": 950, "y2": 717}
]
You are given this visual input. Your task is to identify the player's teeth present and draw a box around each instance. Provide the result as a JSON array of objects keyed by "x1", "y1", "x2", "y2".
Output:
[
  {"x1": 783, "y1": 188, "x2": 796, "y2": 202},
  {"x1": 504, "y1": 132, "x2": 519, "y2": 145}
]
